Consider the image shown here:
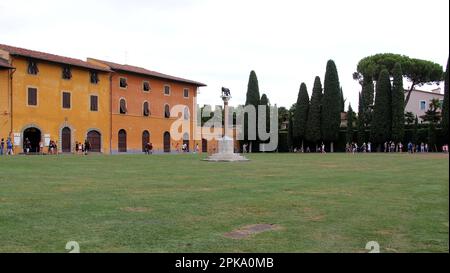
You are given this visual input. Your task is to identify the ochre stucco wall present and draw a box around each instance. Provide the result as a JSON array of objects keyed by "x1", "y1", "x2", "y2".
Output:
[{"x1": 9, "y1": 56, "x2": 111, "y2": 153}]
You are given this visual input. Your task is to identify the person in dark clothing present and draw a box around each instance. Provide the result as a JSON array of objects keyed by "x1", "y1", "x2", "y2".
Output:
[
  {"x1": 0, "y1": 138, "x2": 5, "y2": 155},
  {"x1": 84, "y1": 139, "x2": 90, "y2": 155}
]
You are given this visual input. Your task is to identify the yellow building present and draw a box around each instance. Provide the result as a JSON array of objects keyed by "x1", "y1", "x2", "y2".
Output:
[
  {"x1": 0, "y1": 44, "x2": 112, "y2": 154},
  {"x1": 0, "y1": 44, "x2": 213, "y2": 155}
]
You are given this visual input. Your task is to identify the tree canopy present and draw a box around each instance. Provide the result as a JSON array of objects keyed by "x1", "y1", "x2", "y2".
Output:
[{"x1": 353, "y1": 53, "x2": 444, "y2": 105}]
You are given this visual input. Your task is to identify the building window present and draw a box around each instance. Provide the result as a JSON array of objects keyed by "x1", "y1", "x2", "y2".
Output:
[
  {"x1": 90, "y1": 71, "x2": 99, "y2": 84},
  {"x1": 119, "y1": 98, "x2": 127, "y2": 114},
  {"x1": 62, "y1": 66, "x2": 72, "y2": 80},
  {"x1": 420, "y1": 100, "x2": 426, "y2": 110},
  {"x1": 164, "y1": 104, "x2": 170, "y2": 118},
  {"x1": 143, "y1": 81, "x2": 150, "y2": 92},
  {"x1": 143, "y1": 101, "x2": 150, "y2": 116},
  {"x1": 164, "y1": 85, "x2": 171, "y2": 95},
  {"x1": 90, "y1": 95, "x2": 98, "y2": 111},
  {"x1": 27, "y1": 88, "x2": 37, "y2": 106},
  {"x1": 62, "y1": 92, "x2": 71, "y2": 109},
  {"x1": 27, "y1": 60, "x2": 39, "y2": 75},
  {"x1": 119, "y1": 77, "x2": 128, "y2": 88},
  {"x1": 184, "y1": 107, "x2": 190, "y2": 120},
  {"x1": 183, "y1": 88, "x2": 189, "y2": 98}
]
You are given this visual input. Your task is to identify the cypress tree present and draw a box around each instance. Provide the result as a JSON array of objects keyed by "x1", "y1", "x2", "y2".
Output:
[
  {"x1": 339, "y1": 87, "x2": 345, "y2": 112},
  {"x1": 244, "y1": 70, "x2": 261, "y2": 152},
  {"x1": 305, "y1": 76, "x2": 323, "y2": 150},
  {"x1": 260, "y1": 94, "x2": 270, "y2": 143},
  {"x1": 357, "y1": 92, "x2": 365, "y2": 145},
  {"x1": 362, "y1": 75, "x2": 374, "y2": 126},
  {"x1": 287, "y1": 112, "x2": 294, "y2": 152},
  {"x1": 391, "y1": 63, "x2": 405, "y2": 143},
  {"x1": 442, "y1": 57, "x2": 449, "y2": 139},
  {"x1": 346, "y1": 104, "x2": 355, "y2": 144},
  {"x1": 371, "y1": 69, "x2": 392, "y2": 149},
  {"x1": 293, "y1": 83, "x2": 309, "y2": 147},
  {"x1": 321, "y1": 60, "x2": 342, "y2": 152}
]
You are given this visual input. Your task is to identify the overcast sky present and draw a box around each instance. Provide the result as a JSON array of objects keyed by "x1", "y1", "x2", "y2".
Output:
[{"x1": 1, "y1": 0, "x2": 448, "y2": 109}]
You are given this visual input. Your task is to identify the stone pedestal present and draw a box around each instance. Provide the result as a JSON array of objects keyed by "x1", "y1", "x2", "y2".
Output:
[
  {"x1": 204, "y1": 136, "x2": 249, "y2": 162},
  {"x1": 204, "y1": 91, "x2": 249, "y2": 162}
]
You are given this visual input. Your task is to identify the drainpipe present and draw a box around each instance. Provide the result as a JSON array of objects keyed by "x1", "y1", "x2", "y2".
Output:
[
  {"x1": 9, "y1": 66, "x2": 16, "y2": 139},
  {"x1": 109, "y1": 73, "x2": 113, "y2": 154}
]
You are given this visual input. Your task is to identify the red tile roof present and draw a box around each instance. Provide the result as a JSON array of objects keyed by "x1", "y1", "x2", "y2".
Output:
[
  {"x1": 89, "y1": 58, "x2": 206, "y2": 87},
  {"x1": 0, "y1": 44, "x2": 111, "y2": 72},
  {"x1": 0, "y1": 58, "x2": 13, "y2": 69}
]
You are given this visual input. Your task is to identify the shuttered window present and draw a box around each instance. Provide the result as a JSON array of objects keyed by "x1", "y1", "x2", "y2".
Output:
[
  {"x1": 143, "y1": 102, "x2": 150, "y2": 116},
  {"x1": 143, "y1": 81, "x2": 150, "y2": 92},
  {"x1": 120, "y1": 99, "x2": 127, "y2": 114},
  {"x1": 164, "y1": 104, "x2": 170, "y2": 118},
  {"x1": 90, "y1": 95, "x2": 98, "y2": 111},
  {"x1": 27, "y1": 88, "x2": 37, "y2": 106},
  {"x1": 90, "y1": 71, "x2": 99, "y2": 84},
  {"x1": 119, "y1": 78, "x2": 128, "y2": 88},
  {"x1": 164, "y1": 85, "x2": 170, "y2": 95},
  {"x1": 183, "y1": 88, "x2": 189, "y2": 98},
  {"x1": 27, "y1": 60, "x2": 39, "y2": 75},
  {"x1": 62, "y1": 92, "x2": 71, "y2": 109},
  {"x1": 62, "y1": 66, "x2": 72, "y2": 80}
]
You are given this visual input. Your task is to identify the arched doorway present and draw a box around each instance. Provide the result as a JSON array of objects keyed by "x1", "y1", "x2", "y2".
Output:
[
  {"x1": 183, "y1": 133, "x2": 189, "y2": 152},
  {"x1": 87, "y1": 130, "x2": 101, "y2": 152},
  {"x1": 163, "y1": 132, "x2": 170, "y2": 153},
  {"x1": 23, "y1": 127, "x2": 41, "y2": 153},
  {"x1": 118, "y1": 129, "x2": 127, "y2": 152},
  {"x1": 61, "y1": 127, "x2": 71, "y2": 153},
  {"x1": 142, "y1": 130, "x2": 150, "y2": 152},
  {"x1": 202, "y1": 138, "x2": 208, "y2": 153}
]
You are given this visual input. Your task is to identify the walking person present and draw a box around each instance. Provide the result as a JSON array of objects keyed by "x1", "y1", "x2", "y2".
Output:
[
  {"x1": 420, "y1": 142, "x2": 425, "y2": 153},
  {"x1": 39, "y1": 140, "x2": 44, "y2": 155},
  {"x1": 0, "y1": 138, "x2": 4, "y2": 155},
  {"x1": 149, "y1": 142, "x2": 153, "y2": 154},
  {"x1": 6, "y1": 137, "x2": 13, "y2": 155},
  {"x1": 24, "y1": 138, "x2": 31, "y2": 154},
  {"x1": 408, "y1": 142, "x2": 413, "y2": 154},
  {"x1": 84, "y1": 139, "x2": 90, "y2": 155},
  {"x1": 425, "y1": 143, "x2": 429, "y2": 153},
  {"x1": 194, "y1": 143, "x2": 199, "y2": 154},
  {"x1": 398, "y1": 142, "x2": 403, "y2": 153},
  {"x1": 367, "y1": 142, "x2": 371, "y2": 153}
]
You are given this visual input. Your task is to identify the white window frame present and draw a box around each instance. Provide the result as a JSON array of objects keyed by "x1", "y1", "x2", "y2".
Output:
[
  {"x1": 419, "y1": 100, "x2": 426, "y2": 110},
  {"x1": 61, "y1": 90, "x2": 72, "y2": 110},
  {"x1": 26, "y1": 86, "x2": 39, "y2": 107},
  {"x1": 164, "y1": 84, "x2": 171, "y2": 96}
]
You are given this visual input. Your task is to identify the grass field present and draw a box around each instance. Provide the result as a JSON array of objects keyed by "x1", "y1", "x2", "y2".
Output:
[{"x1": 0, "y1": 153, "x2": 448, "y2": 253}]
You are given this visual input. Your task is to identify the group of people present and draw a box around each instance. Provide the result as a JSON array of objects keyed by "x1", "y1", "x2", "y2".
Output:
[
  {"x1": 406, "y1": 142, "x2": 434, "y2": 153},
  {"x1": 0, "y1": 137, "x2": 14, "y2": 155},
  {"x1": 75, "y1": 140, "x2": 91, "y2": 155},
  {"x1": 144, "y1": 142, "x2": 153, "y2": 154},
  {"x1": 346, "y1": 142, "x2": 373, "y2": 153}
]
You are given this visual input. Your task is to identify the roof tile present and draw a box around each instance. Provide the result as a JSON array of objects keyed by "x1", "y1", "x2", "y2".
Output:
[
  {"x1": 0, "y1": 44, "x2": 111, "y2": 72},
  {"x1": 89, "y1": 58, "x2": 206, "y2": 87}
]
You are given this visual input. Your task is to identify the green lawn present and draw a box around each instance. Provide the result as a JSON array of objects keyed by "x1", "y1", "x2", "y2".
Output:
[{"x1": 0, "y1": 153, "x2": 448, "y2": 253}]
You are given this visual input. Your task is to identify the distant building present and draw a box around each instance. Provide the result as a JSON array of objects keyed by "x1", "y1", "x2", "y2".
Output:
[{"x1": 405, "y1": 88, "x2": 444, "y2": 122}]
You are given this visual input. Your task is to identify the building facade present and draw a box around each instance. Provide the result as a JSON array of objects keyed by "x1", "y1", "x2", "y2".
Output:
[
  {"x1": 0, "y1": 44, "x2": 206, "y2": 154},
  {"x1": 87, "y1": 58, "x2": 206, "y2": 153},
  {"x1": 405, "y1": 88, "x2": 444, "y2": 122}
]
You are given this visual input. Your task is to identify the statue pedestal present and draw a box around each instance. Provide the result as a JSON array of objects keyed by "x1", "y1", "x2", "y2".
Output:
[
  {"x1": 204, "y1": 136, "x2": 249, "y2": 162},
  {"x1": 203, "y1": 88, "x2": 249, "y2": 162}
]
